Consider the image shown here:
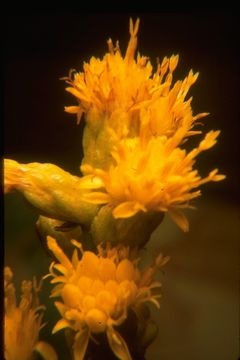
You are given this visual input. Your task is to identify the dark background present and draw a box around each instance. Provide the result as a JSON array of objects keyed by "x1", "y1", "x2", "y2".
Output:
[{"x1": 4, "y1": 12, "x2": 240, "y2": 360}]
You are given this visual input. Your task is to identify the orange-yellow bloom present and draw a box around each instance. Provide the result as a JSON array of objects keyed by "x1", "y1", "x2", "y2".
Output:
[
  {"x1": 63, "y1": 18, "x2": 225, "y2": 231},
  {"x1": 4, "y1": 267, "x2": 57, "y2": 360},
  {"x1": 46, "y1": 236, "x2": 168, "y2": 360},
  {"x1": 81, "y1": 129, "x2": 225, "y2": 232},
  {"x1": 64, "y1": 19, "x2": 206, "y2": 143}
]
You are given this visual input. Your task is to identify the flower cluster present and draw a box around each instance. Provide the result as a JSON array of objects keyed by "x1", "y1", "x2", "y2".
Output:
[
  {"x1": 65, "y1": 19, "x2": 202, "y2": 143},
  {"x1": 4, "y1": 267, "x2": 57, "y2": 360},
  {"x1": 46, "y1": 236, "x2": 168, "y2": 359},
  {"x1": 64, "y1": 18, "x2": 225, "y2": 231},
  {"x1": 81, "y1": 130, "x2": 224, "y2": 232},
  {"x1": 4, "y1": 17, "x2": 225, "y2": 360}
]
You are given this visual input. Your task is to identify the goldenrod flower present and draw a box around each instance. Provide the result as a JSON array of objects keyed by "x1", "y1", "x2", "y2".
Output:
[
  {"x1": 64, "y1": 18, "x2": 210, "y2": 170},
  {"x1": 4, "y1": 18, "x2": 225, "y2": 237},
  {"x1": 62, "y1": 18, "x2": 225, "y2": 231},
  {"x1": 64, "y1": 19, "x2": 204, "y2": 140},
  {"x1": 4, "y1": 267, "x2": 57, "y2": 360},
  {"x1": 81, "y1": 129, "x2": 225, "y2": 232},
  {"x1": 46, "y1": 236, "x2": 168, "y2": 360}
]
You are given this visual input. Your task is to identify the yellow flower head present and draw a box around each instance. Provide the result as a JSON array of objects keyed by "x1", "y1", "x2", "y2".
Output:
[
  {"x1": 64, "y1": 18, "x2": 206, "y2": 142},
  {"x1": 46, "y1": 236, "x2": 168, "y2": 360},
  {"x1": 81, "y1": 130, "x2": 225, "y2": 232},
  {"x1": 4, "y1": 267, "x2": 57, "y2": 360},
  {"x1": 62, "y1": 18, "x2": 225, "y2": 231}
]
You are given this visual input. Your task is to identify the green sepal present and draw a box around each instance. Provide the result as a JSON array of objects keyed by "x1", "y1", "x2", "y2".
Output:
[{"x1": 90, "y1": 205, "x2": 164, "y2": 248}]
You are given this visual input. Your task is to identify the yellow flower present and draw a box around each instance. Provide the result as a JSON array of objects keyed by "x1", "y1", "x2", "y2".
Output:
[
  {"x1": 64, "y1": 18, "x2": 206, "y2": 143},
  {"x1": 62, "y1": 17, "x2": 225, "y2": 231},
  {"x1": 81, "y1": 130, "x2": 225, "y2": 232},
  {"x1": 46, "y1": 236, "x2": 168, "y2": 360},
  {"x1": 4, "y1": 267, "x2": 57, "y2": 360},
  {"x1": 63, "y1": 18, "x2": 210, "y2": 171}
]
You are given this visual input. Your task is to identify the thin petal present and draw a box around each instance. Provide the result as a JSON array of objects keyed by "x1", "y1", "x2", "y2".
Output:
[
  {"x1": 34, "y1": 341, "x2": 58, "y2": 360},
  {"x1": 51, "y1": 276, "x2": 66, "y2": 284},
  {"x1": 52, "y1": 264, "x2": 68, "y2": 275},
  {"x1": 50, "y1": 284, "x2": 63, "y2": 298},
  {"x1": 52, "y1": 319, "x2": 70, "y2": 334},
  {"x1": 65, "y1": 87, "x2": 90, "y2": 103},
  {"x1": 65, "y1": 106, "x2": 84, "y2": 125},
  {"x1": 113, "y1": 201, "x2": 143, "y2": 219},
  {"x1": 47, "y1": 236, "x2": 73, "y2": 270},
  {"x1": 79, "y1": 175, "x2": 104, "y2": 189},
  {"x1": 83, "y1": 191, "x2": 110, "y2": 204},
  {"x1": 107, "y1": 327, "x2": 132, "y2": 360},
  {"x1": 72, "y1": 248, "x2": 79, "y2": 269},
  {"x1": 64, "y1": 106, "x2": 80, "y2": 114},
  {"x1": 73, "y1": 328, "x2": 90, "y2": 360},
  {"x1": 199, "y1": 130, "x2": 220, "y2": 151},
  {"x1": 54, "y1": 301, "x2": 68, "y2": 316},
  {"x1": 168, "y1": 209, "x2": 189, "y2": 232}
]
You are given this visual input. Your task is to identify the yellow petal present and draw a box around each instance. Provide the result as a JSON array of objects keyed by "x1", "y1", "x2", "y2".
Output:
[
  {"x1": 113, "y1": 201, "x2": 142, "y2": 219},
  {"x1": 83, "y1": 191, "x2": 110, "y2": 204},
  {"x1": 168, "y1": 209, "x2": 189, "y2": 232},
  {"x1": 78, "y1": 276, "x2": 93, "y2": 293},
  {"x1": 82, "y1": 295, "x2": 96, "y2": 312},
  {"x1": 90, "y1": 279, "x2": 104, "y2": 294},
  {"x1": 213, "y1": 173, "x2": 226, "y2": 181},
  {"x1": 118, "y1": 280, "x2": 137, "y2": 305},
  {"x1": 64, "y1": 106, "x2": 80, "y2": 113},
  {"x1": 66, "y1": 87, "x2": 90, "y2": 103},
  {"x1": 62, "y1": 284, "x2": 83, "y2": 308},
  {"x1": 81, "y1": 251, "x2": 100, "y2": 278},
  {"x1": 73, "y1": 328, "x2": 90, "y2": 360},
  {"x1": 116, "y1": 259, "x2": 135, "y2": 282},
  {"x1": 53, "y1": 264, "x2": 69, "y2": 275},
  {"x1": 98, "y1": 258, "x2": 116, "y2": 282},
  {"x1": 105, "y1": 280, "x2": 118, "y2": 294},
  {"x1": 199, "y1": 130, "x2": 220, "y2": 151},
  {"x1": 107, "y1": 328, "x2": 132, "y2": 360},
  {"x1": 50, "y1": 284, "x2": 63, "y2": 298},
  {"x1": 169, "y1": 54, "x2": 179, "y2": 72},
  {"x1": 54, "y1": 301, "x2": 68, "y2": 317},
  {"x1": 47, "y1": 236, "x2": 73, "y2": 271},
  {"x1": 34, "y1": 341, "x2": 58, "y2": 360},
  {"x1": 96, "y1": 290, "x2": 116, "y2": 314},
  {"x1": 79, "y1": 175, "x2": 103, "y2": 189},
  {"x1": 51, "y1": 276, "x2": 66, "y2": 284},
  {"x1": 52, "y1": 319, "x2": 70, "y2": 334},
  {"x1": 72, "y1": 248, "x2": 79, "y2": 269}
]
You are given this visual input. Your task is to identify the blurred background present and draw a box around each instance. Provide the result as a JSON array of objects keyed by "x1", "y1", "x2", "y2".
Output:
[{"x1": 4, "y1": 12, "x2": 239, "y2": 360}]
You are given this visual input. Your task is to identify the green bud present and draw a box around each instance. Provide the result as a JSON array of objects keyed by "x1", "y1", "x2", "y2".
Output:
[{"x1": 4, "y1": 159, "x2": 99, "y2": 226}]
